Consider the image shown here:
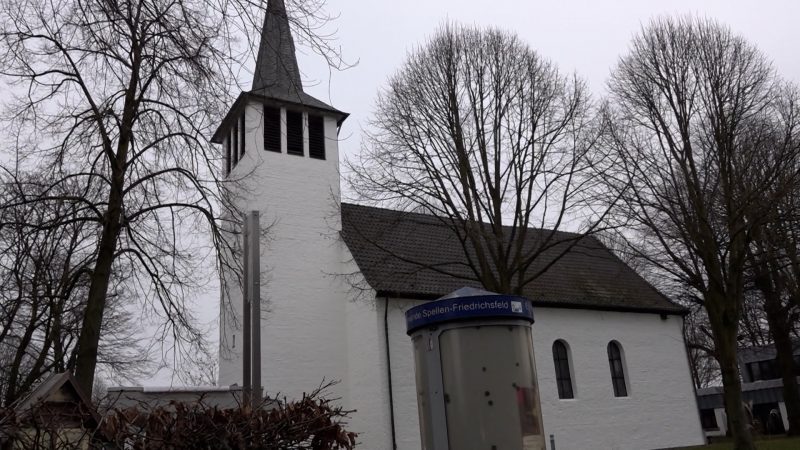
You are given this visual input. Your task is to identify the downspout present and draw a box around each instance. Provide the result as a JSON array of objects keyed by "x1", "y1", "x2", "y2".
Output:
[{"x1": 384, "y1": 296, "x2": 398, "y2": 450}]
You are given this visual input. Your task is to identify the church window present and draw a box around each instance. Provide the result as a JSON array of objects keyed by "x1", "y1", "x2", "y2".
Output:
[
  {"x1": 308, "y1": 114, "x2": 326, "y2": 160},
  {"x1": 552, "y1": 340, "x2": 574, "y2": 399},
  {"x1": 263, "y1": 105, "x2": 281, "y2": 152},
  {"x1": 607, "y1": 341, "x2": 628, "y2": 397},
  {"x1": 286, "y1": 110, "x2": 304, "y2": 156}
]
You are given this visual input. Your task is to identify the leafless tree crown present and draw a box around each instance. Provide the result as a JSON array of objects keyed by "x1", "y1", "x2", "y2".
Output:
[
  {"x1": 347, "y1": 23, "x2": 611, "y2": 294},
  {"x1": 0, "y1": 0, "x2": 346, "y2": 396}
]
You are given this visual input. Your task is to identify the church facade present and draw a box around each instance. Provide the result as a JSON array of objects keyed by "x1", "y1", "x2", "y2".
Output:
[{"x1": 213, "y1": 2, "x2": 706, "y2": 448}]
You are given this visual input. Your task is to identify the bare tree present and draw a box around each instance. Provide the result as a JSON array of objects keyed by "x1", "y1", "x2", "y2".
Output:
[
  {"x1": 0, "y1": 175, "x2": 153, "y2": 406},
  {"x1": 0, "y1": 0, "x2": 345, "y2": 395},
  {"x1": 347, "y1": 23, "x2": 611, "y2": 295},
  {"x1": 743, "y1": 89, "x2": 800, "y2": 433},
  {"x1": 603, "y1": 16, "x2": 800, "y2": 449},
  {"x1": 598, "y1": 230, "x2": 726, "y2": 389},
  {"x1": 682, "y1": 306, "x2": 722, "y2": 389}
]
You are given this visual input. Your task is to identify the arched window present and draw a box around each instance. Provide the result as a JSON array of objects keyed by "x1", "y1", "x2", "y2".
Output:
[
  {"x1": 552, "y1": 340, "x2": 574, "y2": 399},
  {"x1": 607, "y1": 341, "x2": 628, "y2": 397}
]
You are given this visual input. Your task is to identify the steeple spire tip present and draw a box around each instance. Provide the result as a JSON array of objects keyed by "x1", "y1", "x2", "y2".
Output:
[{"x1": 252, "y1": 0, "x2": 302, "y2": 93}]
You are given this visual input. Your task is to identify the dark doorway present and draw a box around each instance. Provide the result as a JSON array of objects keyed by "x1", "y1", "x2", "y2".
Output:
[{"x1": 752, "y1": 402, "x2": 785, "y2": 435}]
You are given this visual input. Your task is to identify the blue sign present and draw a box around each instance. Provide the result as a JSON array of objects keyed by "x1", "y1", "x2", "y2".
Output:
[{"x1": 405, "y1": 295, "x2": 534, "y2": 334}]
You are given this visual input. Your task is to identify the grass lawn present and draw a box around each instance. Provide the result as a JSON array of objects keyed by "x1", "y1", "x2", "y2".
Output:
[{"x1": 668, "y1": 436, "x2": 800, "y2": 449}]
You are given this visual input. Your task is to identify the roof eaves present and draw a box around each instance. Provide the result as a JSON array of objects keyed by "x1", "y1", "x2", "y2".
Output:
[
  {"x1": 248, "y1": 90, "x2": 349, "y2": 123},
  {"x1": 375, "y1": 290, "x2": 688, "y2": 316},
  {"x1": 211, "y1": 91, "x2": 349, "y2": 144},
  {"x1": 211, "y1": 93, "x2": 249, "y2": 144}
]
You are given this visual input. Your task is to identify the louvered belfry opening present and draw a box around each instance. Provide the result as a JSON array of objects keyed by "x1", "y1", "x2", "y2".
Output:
[
  {"x1": 308, "y1": 115, "x2": 325, "y2": 160},
  {"x1": 286, "y1": 110, "x2": 303, "y2": 156},
  {"x1": 239, "y1": 115, "x2": 246, "y2": 158},
  {"x1": 231, "y1": 123, "x2": 239, "y2": 166},
  {"x1": 264, "y1": 106, "x2": 281, "y2": 152}
]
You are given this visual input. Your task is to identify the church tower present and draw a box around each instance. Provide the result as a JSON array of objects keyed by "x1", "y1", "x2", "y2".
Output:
[{"x1": 211, "y1": 0, "x2": 351, "y2": 402}]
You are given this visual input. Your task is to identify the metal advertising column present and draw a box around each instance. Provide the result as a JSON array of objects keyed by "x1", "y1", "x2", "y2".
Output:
[{"x1": 406, "y1": 288, "x2": 546, "y2": 450}]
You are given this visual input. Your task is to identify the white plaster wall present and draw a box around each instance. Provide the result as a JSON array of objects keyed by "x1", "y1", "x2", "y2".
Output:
[
  {"x1": 218, "y1": 100, "x2": 351, "y2": 406},
  {"x1": 532, "y1": 308, "x2": 705, "y2": 450},
  {"x1": 344, "y1": 292, "x2": 391, "y2": 450},
  {"x1": 376, "y1": 304, "x2": 705, "y2": 450},
  {"x1": 386, "y1": 299, "x2": 427, "y2": 449}
]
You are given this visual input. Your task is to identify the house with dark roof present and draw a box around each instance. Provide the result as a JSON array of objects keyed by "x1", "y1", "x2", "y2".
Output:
[
  {"x1": 696, "y1": 342, "x2": 800, "y2": 438},
  {"x1": 213, "y1": 1, "x2": 706, "y2": 449},
  {"x1": 0, "y1": 372, "x2": 99, "y2": 449}
]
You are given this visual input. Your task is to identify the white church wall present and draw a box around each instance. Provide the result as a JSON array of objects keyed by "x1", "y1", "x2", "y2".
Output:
[
  {"x1": 344, "y1": 292, "x2": 392, "y2": 450},
  {"x1": 218, "y1": 100, "x2": 352, "y2": 405},
  {"x1": 533, "y1": 307, "x2": 705, "y2": 449},
  {"x1": 216, "y1": 101, "x2": 703, "y2": 450},
  {"x1": 386, "y1": 298, "x2": 426, "y2": 449},
  {"x1": 373, "y1": 301, "x2": 705, "y2": 450}
]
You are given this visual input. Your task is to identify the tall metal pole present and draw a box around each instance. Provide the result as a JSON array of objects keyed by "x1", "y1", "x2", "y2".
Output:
[
  {"x1": 249, "y1": 211, "x2": 262, "y2": 405},
  {"x1": 242, "y1": 215, "x2": 251, "y2": 407}
]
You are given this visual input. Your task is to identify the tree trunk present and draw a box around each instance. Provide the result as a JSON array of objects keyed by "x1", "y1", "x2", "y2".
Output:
[
  {"x1": 72, "y1": 183, "x2": 124, "y2": 396},
  {"x1": 72, "y1": 44, "x2": 140, "y2": 395},
  {"x1": 708, "y1": 294, "x2": 756, "y2": 450},
  {"x1": 751, "y1": 242, "x2": 800, "y2": 435},
  {"x1": 764, "y1": 296, "x2": 800, "y2": 435}
]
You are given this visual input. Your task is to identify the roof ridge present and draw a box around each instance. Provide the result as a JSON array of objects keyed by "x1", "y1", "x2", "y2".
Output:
[{"x1": 340, "y1": 202, "x2": 584, "y2": 237}]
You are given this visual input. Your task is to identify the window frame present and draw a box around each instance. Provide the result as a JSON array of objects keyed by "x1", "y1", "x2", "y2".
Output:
[
  {"x1": 607, "y1": 341, "x2": 628, "y2": 397},
  {"x1": 552, "y1": 340, "x2": 574, "y2": 399}
]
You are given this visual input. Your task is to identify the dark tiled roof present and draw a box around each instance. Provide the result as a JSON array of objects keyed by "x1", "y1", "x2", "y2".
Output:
[
  {"x1": 210, "y1": 0, "x2": 348, "y2": 144},
  {"x1": 249, "y1": 0, "x2": 345, "y2": 119},
  {"x1": 340, "y1": 203, "x2": 686, "y2": 315},
  {"x1": 252, "y1": 0, "x2": 301, "y2": 93},
  {"x1": 11, "y1": 372, "x2": 100, "y2": 426},
  {"x1": 250, "y1": 87, "x2": 345, "y2": 117}
]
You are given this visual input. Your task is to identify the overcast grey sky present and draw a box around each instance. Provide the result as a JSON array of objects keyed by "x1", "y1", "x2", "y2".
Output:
[{"x1": 296, "y1": 0, "x2": 800, "y2": 163}]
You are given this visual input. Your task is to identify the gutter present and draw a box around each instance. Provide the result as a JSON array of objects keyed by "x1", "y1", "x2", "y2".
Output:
[{"x1": 375, "y1": 290, "x2": 689, "y2": 316}]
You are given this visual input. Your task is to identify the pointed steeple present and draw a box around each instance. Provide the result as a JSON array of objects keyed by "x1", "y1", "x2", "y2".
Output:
[
  {"x1": 211, "y1": 0, "x2": 348, "y2": 144},
  {"x1": 252, "y1": 0, "x2": 302, "y2": 93}
]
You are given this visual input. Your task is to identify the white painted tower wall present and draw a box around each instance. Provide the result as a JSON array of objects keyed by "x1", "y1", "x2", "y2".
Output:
[{"x1": 218, "y1": 99, "x2": 352, "y2": 405}]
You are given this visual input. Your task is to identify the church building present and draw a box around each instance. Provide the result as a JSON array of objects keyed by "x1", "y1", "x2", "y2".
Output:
[{"x1": 211, "y1": 1, "x2": 706, "y2": 448}]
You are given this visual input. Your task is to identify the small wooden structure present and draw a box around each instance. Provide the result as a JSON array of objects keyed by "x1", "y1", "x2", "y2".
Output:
[{"x1": 1, "y1": 372, "x2": 99, "y2": 449}]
